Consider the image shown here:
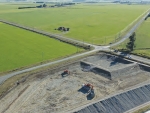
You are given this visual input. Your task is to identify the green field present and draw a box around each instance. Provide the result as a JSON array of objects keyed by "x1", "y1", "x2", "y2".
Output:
[
  {"x1": 0, "y1": 3, "x2": 150, "y2": 72},
  {"x1": 0, "y1": 3, "x2": 150, "y2": 44},
  {"x1": 133, "y1": 18, "x2": 150, "y2": 56},
  {"x1": 114, "y1": 18, "x2": 150, "y2": 56},
  {"x1": 0, "y1": 22, "x2": 80, "y2": 72}
]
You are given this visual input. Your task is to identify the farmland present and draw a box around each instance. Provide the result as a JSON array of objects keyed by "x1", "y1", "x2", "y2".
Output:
[
  {"x1": 114, "y1": 18, "x2": 150, "y2": 57},
  {"x1": 0, "y1": 22, "x2": 80, "y2": 73},
  {"x1": 133, "y1": 18, "x2": 150, "y2": 56},
  {"x1": 1, "y1": 3, "x2": 150, "y2": 113},
  {"x1": 0, "y1": 3, "x2": 150, "y2": 44}
]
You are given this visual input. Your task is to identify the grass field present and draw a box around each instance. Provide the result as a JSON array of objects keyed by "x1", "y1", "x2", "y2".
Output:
[
  {"x1": 113, "y1": 18, "x2": 150, "y2": 56},
  {"x1": 133, "y1": 18, "x2": 150, "y2": 56},
  {"x1": 0, "y1": 3, "x2": 150, "y2": 72},
  {"x1": 0, "y1": 3, "x2": 150, "y2": 44},
  {"x1": 0, "y1": 22, "x2": 80, "y2": 72}
]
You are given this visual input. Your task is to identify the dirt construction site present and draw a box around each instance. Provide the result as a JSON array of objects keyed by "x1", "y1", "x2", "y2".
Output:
[{"x1": 0, "y1": 53, "x2": 150, "y2": 113}]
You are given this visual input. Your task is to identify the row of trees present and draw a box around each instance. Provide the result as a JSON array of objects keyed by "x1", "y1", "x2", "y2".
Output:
[
  {"x1": 18, "y1": 4, "x2": 47, "y2": 9},
  {"x1": 50, "y1": 3, "x2": 75, "y2": 7}
]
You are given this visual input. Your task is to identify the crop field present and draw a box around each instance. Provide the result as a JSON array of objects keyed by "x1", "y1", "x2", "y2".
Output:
[
  {"x1": 0, "y1": 22, "x2": 80, "y2": 73},
  {"x1": 0, "y1": 3, "x2": 150, "y2": 44}
]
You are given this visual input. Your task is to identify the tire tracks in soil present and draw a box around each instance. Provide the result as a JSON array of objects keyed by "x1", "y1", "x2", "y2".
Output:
[
  {"x1": 8, "y1": 80, "x2": 47, "y2": 113},
  {"x1": 2, "y1": 85, "x2": 29, "y2": 113}
]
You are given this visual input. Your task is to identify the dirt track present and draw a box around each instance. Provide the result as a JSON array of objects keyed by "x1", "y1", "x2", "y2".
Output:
[{"x1": 1, "y1": 53, "x2": 150, "y2": 113}]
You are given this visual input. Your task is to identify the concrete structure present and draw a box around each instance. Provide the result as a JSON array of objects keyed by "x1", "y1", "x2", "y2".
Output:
[{"x1": 80, "y1": 53, "x2": 143, "y2": 80}]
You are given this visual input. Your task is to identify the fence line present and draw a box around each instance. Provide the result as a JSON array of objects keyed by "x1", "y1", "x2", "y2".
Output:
[
  {"x1": 114, "y1": 8, "x2": 150, "y2": 42},
  {"x1": 0, "y1": 19, "x2": 91, "y2": 49}
]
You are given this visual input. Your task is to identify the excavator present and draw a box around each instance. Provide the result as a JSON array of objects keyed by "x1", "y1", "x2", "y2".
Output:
[
  {"x1": 82, "y1": 83, "x2": 93, "y2": 91},
  {"x1": 82, "y1": 83, "x2": 95, "y2": 99},
  {"x1": 61, "y1": 69, "x2": 70, "y2": 77}
]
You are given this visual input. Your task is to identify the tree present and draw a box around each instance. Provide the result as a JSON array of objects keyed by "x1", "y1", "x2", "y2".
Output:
[
  {"x1": 43, "y1": 4, "x2": 47, "y2": 7},
  {"x1": 126, "y1": 32, "x2": 136, "y2": 51}
]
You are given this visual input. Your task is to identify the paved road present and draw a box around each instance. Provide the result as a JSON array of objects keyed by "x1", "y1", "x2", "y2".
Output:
[
  {"x1": 110, "y1": 12, "x2": 148, "y2": 47},
  {"x1": 125, "y1": 53, "x2": 150, "y2": 64},
  {"x1": 0, "y1": 12, "x2": 149, "y2": 85},
  {"x1": 0, "y1": 48, "x2": 99, "y2": 85}
]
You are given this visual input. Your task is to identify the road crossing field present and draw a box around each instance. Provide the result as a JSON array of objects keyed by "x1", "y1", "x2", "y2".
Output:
[
  {"x1": 0, "y1": 23, "x2": 79, "y2": 72},
  {"x1": 0, "y1": 3, "x2": 150, "y2": 44}
]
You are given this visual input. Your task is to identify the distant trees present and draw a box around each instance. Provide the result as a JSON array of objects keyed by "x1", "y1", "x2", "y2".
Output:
[
  {"x1": 43, "y1": 4, "x2": 47, "y2": 7},
  {"x1": 50, "y1": 3, "x2": 75, "y2": 7},
  {"x1": 36, "y1": 4, "x2": 47, "y2": 8},
  {"x1": 18, "y1": 6, "x2": 36, "y2": 9},
  {"x1": 18, "y1": 4, "x2": 47, "y2": 9},
  {"x1": 126, "y1": 32, "x2": 136, "y2": 52}
]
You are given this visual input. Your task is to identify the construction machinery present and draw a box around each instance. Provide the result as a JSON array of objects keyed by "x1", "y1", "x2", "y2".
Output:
[
  {"x1": 82, "y1": 83, "x2": 93, "y2": 91},
  {"x1": 61, "y1": 69, "x2": 70, "y2": 77},
  {"x1": 82, "y1": 83, "x2": 95, "y2": 99}
]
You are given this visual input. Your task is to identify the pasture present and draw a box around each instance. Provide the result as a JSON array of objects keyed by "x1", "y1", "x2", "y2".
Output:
[
  {"x1": 133, "y1": 18, "x2": 150, "y2": 56},
  {"x1": 0, "y1": 22, "x2": 80, "y2": 72},
  {"x1": 113, "y1": 18, "x2": 150, "y2": 56},
  {"x1": 0, "y1": 3, "x2": 150, "y2": 44}
]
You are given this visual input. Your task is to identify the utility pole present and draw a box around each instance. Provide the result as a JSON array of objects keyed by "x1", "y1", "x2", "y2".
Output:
[
  {"x1": 76, "y1": 43, "x2": 78, "y2": 53},
  {"x1": 92, "y1": 39, "x2": 94, "y2": 45},
  {"x1": 42, "y1": 52, "x2": 44, "y2": 61},
  {"x1": 83, "y1": 39, "x2": 84, "y2": 47},
  {"x1": 118, "y1": 32, "x2": 120, "y2": 39}
]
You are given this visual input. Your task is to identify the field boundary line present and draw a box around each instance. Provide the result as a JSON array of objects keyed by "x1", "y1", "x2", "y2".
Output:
[
  {"x1": 0, "y1": 19, "x2": 93, "y2": 49},
  {"x1": 0, "y1": 8, "x2": 149, "y2": 86}
]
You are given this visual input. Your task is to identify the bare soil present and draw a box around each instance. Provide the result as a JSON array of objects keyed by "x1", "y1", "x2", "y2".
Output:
[{"x1": 0, "y1": 53, "x2": 150, "y2": 113}]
